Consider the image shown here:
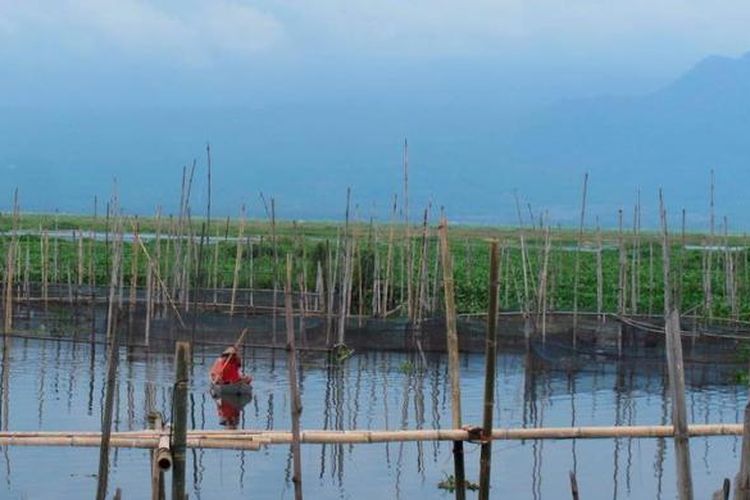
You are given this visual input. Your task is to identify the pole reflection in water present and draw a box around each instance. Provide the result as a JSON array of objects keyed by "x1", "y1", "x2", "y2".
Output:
[{"x1": 0, "y1": 330, "x2": 747, "y2": 499}]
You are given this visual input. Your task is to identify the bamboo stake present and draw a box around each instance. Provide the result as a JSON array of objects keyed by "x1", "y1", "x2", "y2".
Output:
[
  {"x1": 230, "y1": 205, "x2": 246, "y2": 316},
  {"x1": 96, "y1": 202, "x2": 122, "y2": 500},
  {"x1": 438, "y1": 217, "x2": 466, "y2": 500},
  {"x1": 131, "y1": 232, "x2": 186, "y2": 328},
  {"x1": 172, "y1": 341, "x2": 190, "y2": 500},
  {"x1": 3, "y1": 189, "x2": 19, "y2": 333},
  {"x1": 596, "y1": 217, "x2": 603, "y2": 322},
  {"x1": 660, "y1": 190, "x2": 693, "y2": 500},
  {"x1": 382, "y1": 194, "x2": 397, "y2": 316},
  {"x1": 416, "y1": 207, "x2": 430, "y2": 325},
  {"x1": 572, "y1": 172, "x2": 589, "y2": 344},
  {"x1": 630, "y1": 204, "x2": 640, "y2": 314},
  {"x1": 734, "y1": 402, "x2": 750, "y2": 499},
  {"x1": 404, "y1": 140, "x2": 413, "y2": 323},
  {"x1": 707, "y1": 169, "x2": 715, "y2": 318},
  {"x1": 148, "y1": 412, "x2": 165, "y2": 500},
  {"x1": 478, "y1": 240, "x2": 499, "y2": 500},
  {"x1": 539, "y1": 220, "x2": 551, "y2": 342},
  {"x1": 130, "y1": 221, "x2": 140, "y2": 310},
  {"x1": 285, "y1": 254, "x2": 303, "y2": 500},
  {"x1": 41, "y1": 229, "x2": 49, "y2": 309},
  {"x1": 145, "y1": 262, "x2": 153, "y2": 346},
  {"x1": 648, "y1": 241, "x2": 655, "y2": 315}
]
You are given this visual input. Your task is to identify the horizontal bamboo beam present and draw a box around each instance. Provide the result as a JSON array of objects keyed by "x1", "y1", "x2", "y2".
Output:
[{"x1": 0, "y1": 423, "x2": 742, "y2": 450}]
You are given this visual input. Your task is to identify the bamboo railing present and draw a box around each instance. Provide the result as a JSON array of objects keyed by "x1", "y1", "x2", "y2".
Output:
[{"x1": 0, "y1": 423, "x2": 742, "y2": 450}]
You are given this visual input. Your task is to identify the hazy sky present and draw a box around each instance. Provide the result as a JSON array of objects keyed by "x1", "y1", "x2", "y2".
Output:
[
  {"x1": 3, "y1": 1, "x2": 750, "y2": 107},
  {"x1": 1, "y1": 2, "x2": 750, "y2": 227}
]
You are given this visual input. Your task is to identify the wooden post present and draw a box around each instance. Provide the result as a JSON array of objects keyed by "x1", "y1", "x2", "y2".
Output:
[
  {"x1": 172, "y1": 341, "x2": 190, "y2": 500},
  {"x1": 285, "y1": 254, "x2": 303, "y2": 500},
  {"x1": 478, "y1": 241, "x2": 500, "y2": 500},
  {"x1": 734, "y1": 402, "x2": 750, "y2": 499},
  {"x1": 438, "y1": 217, "x2": 466, "y2": 500},
  {"x1": 660, "y1": 190, "x2": 693, "y2": 500}
]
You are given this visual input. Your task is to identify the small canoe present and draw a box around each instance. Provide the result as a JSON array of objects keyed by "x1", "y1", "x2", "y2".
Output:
[{"x1": 210, "y1": 381, "x2": 253, "y2": 397}]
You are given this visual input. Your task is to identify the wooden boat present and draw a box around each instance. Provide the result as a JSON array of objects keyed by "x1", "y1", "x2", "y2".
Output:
[{"x1": 210, "y1": 381, "x2": 253, "y2": 397}]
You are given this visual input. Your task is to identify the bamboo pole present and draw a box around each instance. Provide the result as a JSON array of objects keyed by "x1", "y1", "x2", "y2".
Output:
[
  {"x1": 596, "y1": 217, "x2": 603, "y2": 322},
  {"x1": 41, "y1": 228, "x2": 49, "y2": 309},
  {"x1": 734, "y1": 402, "x2": 750, "y2": 499},
  {"x1": 660, "y1": 190, "x2": 693, "y2": 500},
  {"x1": 285, "y1": 254, "x2": 303, "y2": 500},
  {"x1": 96, "y1": 204, "x2": 122, "y2": 500},
  {"x1": 148, "y1": 412, "x2": 166, "y2": 500},
  {"x1": 145, "y1": 263, "x2": 153, "y2": 346},
  {"x1": 0, "y1": 423, "x2": 745, "y2": 447},
  {"x1": 3, "y1": 189, "x2": 19, "y2": 333},
  {"x1": 230, "y1": 205, "x2": 246, "y2": 316},
  {"x1": 403, "y1": 140, "x2": 413, "y2": 323},
  {"x1": 707, "y1": 169, "x2": 715, "y2": 318},
  {"x1": 572, "y1": 172, "x2": 589, "y2": 344},
  {"x1": 438, "y1": 217, "x2": 466, "y2": 500},
  {"x1": 539, "y1": 221, "x2": 551, "y2": 341},
  {"x1": 130, "y1": 220, "x2": 140, "y2": 310},
  {"x1": 172, "y1": 341, "x2": 190, "y2": 500},
  {"x1": 416, "y1": 207, "x2": 430, "y2": 325},
  {"x1": 478, "y1": 240, "x2": 499, "y2": 500}
]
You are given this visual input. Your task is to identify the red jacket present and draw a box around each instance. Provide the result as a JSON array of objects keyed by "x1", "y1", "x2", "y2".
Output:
[{"x1": 210, "y1": 355, "x2": 242, "y2": 384}]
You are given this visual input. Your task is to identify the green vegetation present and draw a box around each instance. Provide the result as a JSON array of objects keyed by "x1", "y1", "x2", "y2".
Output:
[
  {"x1": 1, "y1": 213, "x2": 748, "y2": 318},
  {"x1": 438, "y1": 474, "x2": 479, "y2": 492}
]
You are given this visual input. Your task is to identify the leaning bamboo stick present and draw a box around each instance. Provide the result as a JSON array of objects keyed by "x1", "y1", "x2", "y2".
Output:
[
  {"x1": 229, "y1": 205, "x2": 246, "y2": 316},
  {"x1": 96, "y1": 198, "x2": 122, "y2": 500},
  {"x1": 438, "y1": 217, "x2": 466, "y2": 500},
  {"x1": 572, "y1": 172, "x2": 589, "y2": 344},
  {"x1": 285, "y1": 254, "x2": 304, "y2": 500}
]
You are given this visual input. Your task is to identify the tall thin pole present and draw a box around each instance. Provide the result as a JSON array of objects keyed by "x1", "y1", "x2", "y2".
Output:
[
  {"x1": 96, "y1": 198, "x2": 122, "y2": 500},
  {"x1": 660, "y1": 190, "x2": 693, "y2": 500},
  {"x1": 438, "y1": 217, "x2": 465, "y2": 500},
  {"x1": 285, "y1": 254, "x2": 303, "y2": 500},
  {"x1": 572, "y1": 172, "x2": 589, "y2": 345},
  {"x1": 172, "y1": 341, "x2": 190, "y2": 500},
  {"x1": 478, "y1": 241, "x2": 500, "y2": 500}
]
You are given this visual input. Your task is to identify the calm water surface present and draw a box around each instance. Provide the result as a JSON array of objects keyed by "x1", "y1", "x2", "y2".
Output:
[{"x1": 0, "y1": 336, "x2": 745, "y2": 499}]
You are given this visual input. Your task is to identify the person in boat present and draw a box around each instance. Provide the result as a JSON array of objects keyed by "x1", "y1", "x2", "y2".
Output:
[{"x1": 209, "y1": 346, "x2": 252, "y2": 385}]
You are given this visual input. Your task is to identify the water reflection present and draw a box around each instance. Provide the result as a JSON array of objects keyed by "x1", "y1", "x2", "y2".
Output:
[
  {"x1": 0, "y1": 330, "x2": 745, "y2": 498},
  {"x1": 213, "y1": 391, "x2": 252, "y2": 429}
]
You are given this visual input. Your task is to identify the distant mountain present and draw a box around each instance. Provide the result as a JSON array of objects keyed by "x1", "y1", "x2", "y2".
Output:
[
  {"x1": 2, "y1": 53, "x2": 750, "y2": 229},
  {"x1": 508, "y1": 52, "x2": 750, "y2": 228}
]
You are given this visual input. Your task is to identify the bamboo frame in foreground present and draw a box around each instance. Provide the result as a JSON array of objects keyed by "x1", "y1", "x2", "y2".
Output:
[{"x1": 0, "y1": 423, "x2": 742, "y2": 449}]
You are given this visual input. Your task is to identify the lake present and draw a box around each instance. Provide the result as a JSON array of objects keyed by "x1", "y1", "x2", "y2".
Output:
[{"x1": 0, "y1": 334, "x2": 745, "y2": 499}]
